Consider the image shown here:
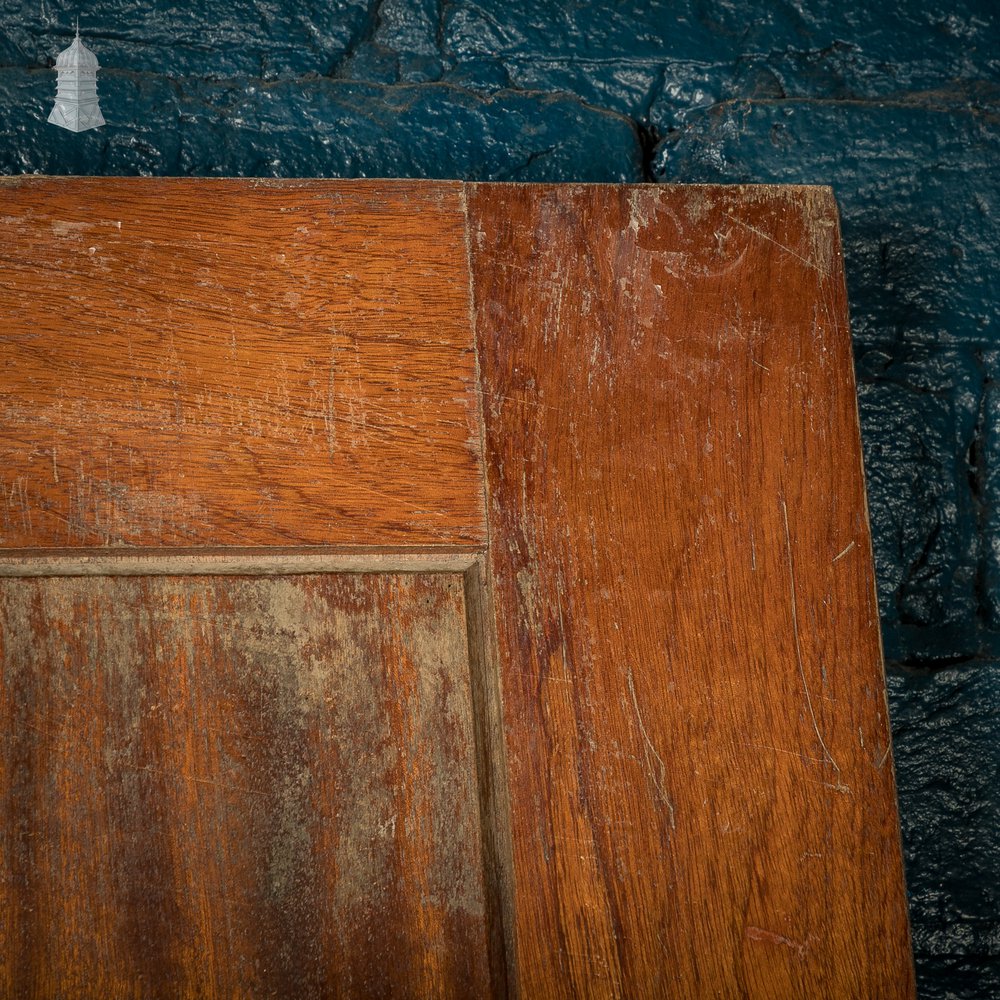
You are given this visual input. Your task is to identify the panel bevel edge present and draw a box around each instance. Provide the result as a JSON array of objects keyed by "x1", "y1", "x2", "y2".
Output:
[
  {"x1": 0, "y1": 546, "x2": 482, "y2": 578},
  {"x1": 463, "y1": 556, "x2": 519, "y2": 1000}
]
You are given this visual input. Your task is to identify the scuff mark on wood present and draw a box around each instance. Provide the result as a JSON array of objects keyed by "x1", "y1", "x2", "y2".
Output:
[{"x1": 746, "y1": 925, "x2": 810, "y2": 959}]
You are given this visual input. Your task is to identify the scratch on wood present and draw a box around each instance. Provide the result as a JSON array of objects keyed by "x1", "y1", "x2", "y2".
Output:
[
  {"x1": 626, "y1": 666, "x2": 676, "y2": 828},
  {"x1": 738, "y1": 742, "x2": 826, "y2": 767},
  {"x1": 554, "y1": 585, "x2": 571, "y2": 681},
  {"x1": 832, "y1": 540, "x2": 856, "y2": 563},
  {"x1": 781, "y1": 495, "x2": 840, "y2": 772},
  {"x1": 725, "y1": 214, "x2": 830, "y2": 278},
  {"x1": 129, "y1": 763, "x2": 271, "y2": 799},
  {"x1": 325, "y1": 344, "x2": 337, "y2": 461}
]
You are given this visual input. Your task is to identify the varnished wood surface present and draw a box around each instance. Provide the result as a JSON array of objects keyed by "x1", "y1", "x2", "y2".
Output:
[
  {"x1": 0, "y1": 177, "x2": 484, "y2": 549},
  {"x1": 0, "y1": 571, "x2": 492, "y2": 999},
  {"x1": 468, "y1": 183, "x2": 915, "y2": 998},
  {"x1": 0, "y1": 178, "x2": 913, "y2": 998}
]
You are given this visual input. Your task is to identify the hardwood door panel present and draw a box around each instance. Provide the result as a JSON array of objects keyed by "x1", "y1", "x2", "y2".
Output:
[
  {"x1": 0, "y1": 571, "x2": 492, "y2": 999},
  {"x1": 468, "y1": 183, "x2": 914, "y2": 998},
  {"x1": 0, "y1": 178, "x2": 914, "y2": 998},
  {"x1": 0, "y1": 178, "x2": 484, "y2": 550}
]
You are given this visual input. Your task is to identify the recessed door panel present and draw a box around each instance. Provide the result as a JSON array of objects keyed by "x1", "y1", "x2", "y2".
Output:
[{"x1": 0, "y1": 571, "x2": 491, "y2": 999}]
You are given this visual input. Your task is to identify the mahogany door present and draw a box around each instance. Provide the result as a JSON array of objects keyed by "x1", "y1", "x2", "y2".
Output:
[{"x1": 0, "y1": 178, "x2": 914, "y2": 998}]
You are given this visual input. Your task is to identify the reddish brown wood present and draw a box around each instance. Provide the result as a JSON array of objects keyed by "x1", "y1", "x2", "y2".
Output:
[
  {"x1": 0, "y1": 177, "x2": 483, "y2": 550},
  {"x1": 0, "y1": 572, "x2": 491, "y2": 999},
  {"x1": 0, "y1": 178, "x2": 914, "y2": 998},
  {"x1": 468, "y1": 183, "x2": 915, "y2": 998}
]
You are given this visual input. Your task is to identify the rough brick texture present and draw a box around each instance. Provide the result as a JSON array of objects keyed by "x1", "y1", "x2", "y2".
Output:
[{"x1": 2, "y1": 2, "x2": 999, "y2": 995}]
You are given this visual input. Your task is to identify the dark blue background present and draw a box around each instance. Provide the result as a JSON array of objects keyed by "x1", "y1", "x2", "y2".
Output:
[{"x1": 3, "y1": 3, "x2": 998, "y2": 995}]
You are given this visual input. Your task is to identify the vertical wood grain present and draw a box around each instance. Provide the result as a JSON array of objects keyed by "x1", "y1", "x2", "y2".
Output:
[
  {"x1": 0, "y1": 572, "x2": 493, "y2": 999},
  {"x1": 468, "y1": 183, "x2": 915, "y2": 998},
  {"x1": 0, "y1": 178, "x2": 483, "y2": 549}
]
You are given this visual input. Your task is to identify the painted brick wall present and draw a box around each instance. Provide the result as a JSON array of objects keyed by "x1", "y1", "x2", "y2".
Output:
[{"x1": 2, "y1": 3, "x2": 998, "y2": 995}]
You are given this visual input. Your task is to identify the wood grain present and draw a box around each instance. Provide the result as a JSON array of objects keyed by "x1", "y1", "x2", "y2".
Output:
[
  {"x1": 0, "y1": 571, "x2": 492, "y2": 999},
  {"x1": 0, "y1": 177, "x2": 483, "y2": 550},
  {"x1": 468, "y1": 183, "x2": 915, "y2": 998},
  {"x1": 0, "y1": 178, "x2": 913, "y2": 997}
]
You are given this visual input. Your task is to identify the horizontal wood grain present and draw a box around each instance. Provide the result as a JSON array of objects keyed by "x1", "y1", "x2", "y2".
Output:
[
  {"x1": 0, "y1": 571, "x2": 493, "y2": 999},
  {"x1": 468, "y1": 182, "x2": 915, "y2": 998},
  {"x1": 0, "y1": 178, "x2": 484, "y2": 550}
]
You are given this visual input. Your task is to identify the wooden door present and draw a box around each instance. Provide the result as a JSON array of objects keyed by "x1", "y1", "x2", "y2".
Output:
[{"x1": 0, "y1": 178, "x2": 914, "y2": 998}]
